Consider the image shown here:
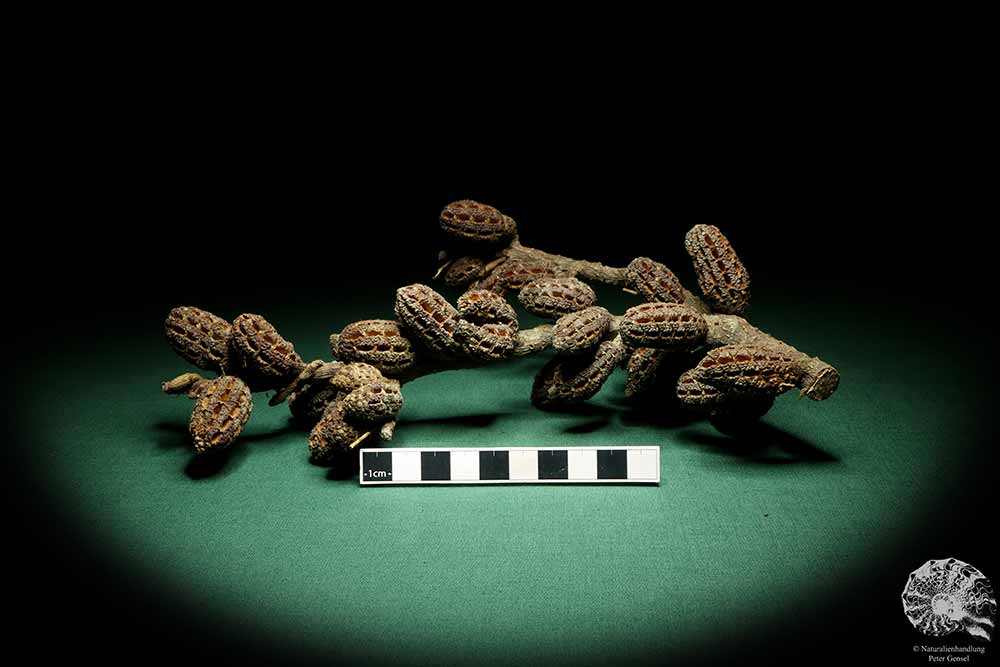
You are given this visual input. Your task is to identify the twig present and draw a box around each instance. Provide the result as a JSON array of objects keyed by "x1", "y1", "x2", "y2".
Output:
[
  {"x1": 433, "y1": 261, "x2": 451, "y2": 280},
  {"x1": 505, "y1": 238, "x2": 630, "y2": 286},
  {"x1": 270, "y1": 360, "x2": 335, "y2": 406},
  {"x1": 391, "y1": 324, "x2": 555, "y2": 384},
  {"x1": 703, "y1": 315, "x2": 839, "y2": 400}
]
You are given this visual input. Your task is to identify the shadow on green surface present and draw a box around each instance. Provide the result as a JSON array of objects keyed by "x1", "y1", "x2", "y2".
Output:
[
  {"x1": 152, "y1": 422, "x2": 301, "y2": 479},
  {"x1": 323, "y1": 452, "x2": 358, "y2": 481},
  {"x1": 564, "y1": 417, "x2": 611, "y2": 434},
  {"x1": 532, "y1": 403, "x2": 617, "y2": 417},
  {"x1": 185, "y1": 448, "x2": 245, "y2": 479},
  {"x1": 677, "y1": 422, "x2": 838, "y2": 464},
  {"x1": 618, "y1": 403, "x2": 702, "y2": 429},
  {"x1": 400, "y1": 413, "x2": 503, "y2": 428},
  {"x1": 152, "y1": 422, "x2": 195, "y2": 451}
]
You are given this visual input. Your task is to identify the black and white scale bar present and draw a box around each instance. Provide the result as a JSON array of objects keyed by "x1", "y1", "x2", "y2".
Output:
[{"x1": 359, "y1": 447, "x2": 659, "y2": 485}]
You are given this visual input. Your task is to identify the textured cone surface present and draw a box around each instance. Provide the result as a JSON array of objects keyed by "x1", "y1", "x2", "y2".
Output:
[
  {"x1": 468, "y1": 272, "x2": 506, "y2": 295},
  {"x1": 231, "y1": 314, "x2": 304, "y2": 389},
  {"x1": 676, "y1": 369, "x2": 727, "y2": 408},
  {"x1": 343, "y1": 380, "x2": 403, "y2": 422},
  {"x1": 552, "y1": 306, "x2": 611, "y2": 355},
  {"x1": 329, "y1": 362, "x2": 385, "y2": 394},
  {"x1": 620, "y1": 302, "x2": 708, "y2": 350},
  {"x1": 439, "y1": 200, "x2": 516, "y2": 245},
  {"x1": 685, "y1": 225, "x2": 751, "y2": 315},
  {"x1": 289, "y1": 382, "x2": 342, "y2": 423},
  {"x1": 189, "y1": 376, "x2": 252, "y2": 454},
  {"x1": 625, "y1": 348, "x2": 668, "y2": 398},
  {"x1": 518, "y1": 277, "x2": 597, "y2": 319},
  {"x1": 625, "y1": 257, "x2": 685, "y2": 304},
  {"x1": 531, "y1": 337, "x2": 626, "y2": 407},
  {"x1": 164, "y1": 306, "x2": 233, "y2": 372},
  {"x1": 334, "y1": 320, "x2": 416, "y2": 376},
  {"x1": 394, "y1": 284, "x2": 464, "y2": 358},
  {"x1": 454, "y1": 320, "x2": 518, "y2": 360},
  {"x1": 696, "y1": 345, "x2": 800, "y2": 396},
  {"x1": 443, "y1": 256, "x2": 486, "y2": 288},
  {"x1": 309, "y1": 401, "x2": 363, "y2": 462},
  {"x1": 457, "y1": 289, "x2": 518, "y2": 328},
  {"x1": 677, "y1": 367, "x2": 775, "y2": 422},
  {"x1": 495, "y1": 260, "x2": 562, "y2": 291},
  {"x1": 626, "y1": 350, "x2": 703, "y2": 404}
]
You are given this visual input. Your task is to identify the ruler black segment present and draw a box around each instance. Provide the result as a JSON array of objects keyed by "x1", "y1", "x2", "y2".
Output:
[
  {"x1": 538, "y1": 450, "x2": 569, "y2": 479},
  {"x1": 479, "y1": 450, "x2": 510, "y2": 480},
  {"x1": 597, "y1": 449, "x2": 627, "y2": 479},
  {"x1": 362, "y1": 451, "x2": 393, "y2": 482},
  {"x1": 420, "y1": 451, "x2": 451, "y2": 481}
]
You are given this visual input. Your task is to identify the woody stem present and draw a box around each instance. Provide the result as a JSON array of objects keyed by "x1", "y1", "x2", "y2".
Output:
[
  {"x1": 702, "y1": 315, "x2": 839, "y2": 401},
  {"x1": 390, "y1": 324, "x2": 555, "y2": 384},
  {"x1": 504, "y1": 239, "x2": 630, "y2": 286},
  {"x1": 481, "y1": 240, "x2": 712, "y2": 313}
]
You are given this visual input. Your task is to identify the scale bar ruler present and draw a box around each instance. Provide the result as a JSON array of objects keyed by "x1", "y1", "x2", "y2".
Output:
[{"x1": 359, "y1": 447, "x2": 660, "y2": 485}]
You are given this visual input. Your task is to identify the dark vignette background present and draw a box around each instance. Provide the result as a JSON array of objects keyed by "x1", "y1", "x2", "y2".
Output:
[{"x1": 5, "y1": 56, "x2": 995, "y2": 666}]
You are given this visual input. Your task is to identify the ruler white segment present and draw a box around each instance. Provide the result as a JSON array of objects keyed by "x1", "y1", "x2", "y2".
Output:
[
  {"x1": 567, "y1": 449, "x2": 597, "y2": 480},
  {"x1": 392, "y1": 450, "x2": 421, "y2": 482},
  {"x1": 627, "y1": 448, "x2": 658, "y2": 480},
  {"x1": 509, "y1": 449, "x2": 539, "y2": 480},
  {"x1": 451, "y1": 450, "x2": 479, "y2": 481}
]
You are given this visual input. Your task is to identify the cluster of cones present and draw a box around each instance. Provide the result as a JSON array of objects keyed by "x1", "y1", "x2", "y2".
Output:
[{"x1": 161, "y1": 201, "x2": 839, "y2": 462}]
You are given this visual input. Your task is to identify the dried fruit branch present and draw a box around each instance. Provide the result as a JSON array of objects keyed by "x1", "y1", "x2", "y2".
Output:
[
  {"x1": 503, "y1": 239, "x2": 630, "y2": 286},
  {"x1": 158, "y1": 200, "x2": 840, "y2": 467},
  {"x1": 495, "y1": 241, "x2": 737, "y2": 317},
  {"x1": 450, "y1": 240, "x2": 709, "y2": 313},
  {"x1": 328, "y1": 323, "x2": 554, "y2": 384},
  {"x1": 436, "y1": 200, "x2": 839, "y2": 417},
  {"x1": 702, "y1": 314, "x2": 838, "y2": 400},
  {"x1": 603, "y1": 313, "x2": 837, "y2": 401}
]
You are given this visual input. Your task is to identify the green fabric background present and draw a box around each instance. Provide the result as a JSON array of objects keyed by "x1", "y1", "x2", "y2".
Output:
[{"x1": 18, "y1": 287, "x2": 988, "y2": 664}]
